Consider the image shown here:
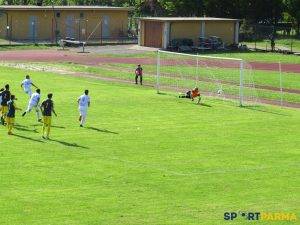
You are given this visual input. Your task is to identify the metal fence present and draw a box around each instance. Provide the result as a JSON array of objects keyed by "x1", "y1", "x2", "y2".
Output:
[{"x1": 239, "y1": 23, "x2": 300, "y2": 53}]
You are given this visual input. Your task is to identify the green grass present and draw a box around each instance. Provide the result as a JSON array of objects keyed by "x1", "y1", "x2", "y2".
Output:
[
  {"x1": 242, "y1": 38, "x2": 300, "y2": 53},
  {"x1": 0, "y1": 66, "x2": 299, "y2": 225},
  {"x1": 18, "y1": 61, "x2": 300, "y2": 104},
  {"x1": 0, "y1": 43, "x2": 56, "y2": 51},
  {"x1": 99, "y1": 49, "x2": 300, "y2": 64}
]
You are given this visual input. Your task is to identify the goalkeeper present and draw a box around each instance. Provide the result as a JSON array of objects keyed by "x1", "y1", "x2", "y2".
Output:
[{"x1": 179, "y1": 87, "x2": 201, "y2": 104}]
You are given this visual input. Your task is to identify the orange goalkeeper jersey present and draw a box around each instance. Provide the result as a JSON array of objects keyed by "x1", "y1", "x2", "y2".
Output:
[{"x1": 192, "y1": 89, "x2": 200, "y2": 98}]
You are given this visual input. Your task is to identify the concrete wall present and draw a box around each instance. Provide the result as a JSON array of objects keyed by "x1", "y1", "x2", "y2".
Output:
[
  {"x1": 205, "y1": 21, "x2": 235, "y2": 44},
  {"x1": 0, "y1": 9, "x2": 128, "y2": 41},
  {"x1": 170, "y1": 22, "x2": 202, "y2": 45},
  {"x1": 139, "y1": 20, "x2": 145, "y2": 46},
  {"x1": 138, "y1": 19, "x2": 237, "y2": 48}
]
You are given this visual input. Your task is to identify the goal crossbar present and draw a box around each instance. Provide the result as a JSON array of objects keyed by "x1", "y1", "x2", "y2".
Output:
[{"x1": 158, "y1": 50, "x2": 243, "y2": 61}]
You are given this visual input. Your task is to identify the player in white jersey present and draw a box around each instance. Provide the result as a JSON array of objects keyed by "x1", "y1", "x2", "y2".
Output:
[
  {"x1": 0, "y1": 88, "x2": 4, "y2": 105},
  {"x1": 0, "y1": 87, "x2": 4, "y2": 113},
  {"x1": 22, "y1": 89, "x2": 42, "y2": 122},
  {"x1": 21, "y1": 75, "x2": 38, "y2": 97},
  {"x1": 77, "y1": 90, "x2": 90, "y2": 127}
]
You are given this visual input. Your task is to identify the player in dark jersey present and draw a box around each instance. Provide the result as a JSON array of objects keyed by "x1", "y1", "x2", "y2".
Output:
[
  {"x1": 0, "y1": 84, "x2": 11, "y2": 125},
  {"x1": 40, "y1": 93, "x2": 57, "y2": 139},
  {"x1": 135, "y1": 64, "x2": 143, "y2": 85},
  {"x1": 6, "y1": 95, "x2": 21, "y2": 135}
]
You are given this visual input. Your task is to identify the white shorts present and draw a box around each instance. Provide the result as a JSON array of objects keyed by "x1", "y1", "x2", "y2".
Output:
[
  {"x1": 24, "y1": 89, "x2": 32, "y2": 97},
  {"x1": 27, "y1": 102, "x2": 39, "y2": 112},
  {"x1": 79, "y1": 107, "x2": 88, "y2": 117}
]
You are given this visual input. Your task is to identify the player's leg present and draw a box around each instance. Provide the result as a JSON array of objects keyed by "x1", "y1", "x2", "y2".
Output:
[
  {"x1": 2, "y1": 106, "x2": 8, "y2": 125},
  {"x1": 42, "y1": 116, "x2": 47, "y2": 138},
  {"x1": 197, "y1": 95, "x2": 201, "y2": 104},
  {"x1": 78, "y1": 107, "x2": 82, "y2": 122},
  {"x1": 22, "y1": 103, "x2": 33, "y2": 116},
  {"x1": 7, "y1": 117, "x2": 13, "y2": 135},
  {"x1": 26, "y1": 89, "x2": 32, "y2": 98},
  {"x1": 80, "y1": 109, "x2": 87, "y2": 127},
  {"x1": 34, "y1": 105, "x2": 42, "y2": 122},
  {"x1": 46, "y1": 117, "x2": 52, "y2": 138},
  {"x1": 135, "y1": 75, "x2": 138, "y2": 84},
  {"x1": 140, "y1": 75, "x2": 143, "y2": 85}
]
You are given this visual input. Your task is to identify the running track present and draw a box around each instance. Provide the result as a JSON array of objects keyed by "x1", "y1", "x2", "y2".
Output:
[{"x1": 0, "y1": 50, "x2": 300, "y2": 74}]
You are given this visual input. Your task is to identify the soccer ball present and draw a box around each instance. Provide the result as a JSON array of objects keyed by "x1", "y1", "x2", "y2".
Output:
[{"x1": 217, "y1": 89, "x2": 223, "y2": 95}]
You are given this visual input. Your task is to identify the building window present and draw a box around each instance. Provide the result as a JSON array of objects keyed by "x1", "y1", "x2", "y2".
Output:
[{"x1": 56, "y1": 12, "x2": 60, "y2": 18}]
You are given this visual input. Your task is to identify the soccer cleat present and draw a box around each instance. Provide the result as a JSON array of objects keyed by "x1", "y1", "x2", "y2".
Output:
[
  {"x1": 22, "y1": 112, "x2": 26, "y2": 117},
  {"x1": 80, "y1": 124, "x2": 83, "y2": 127},
  {"x1": 38, "y1": 119, "x2": 42, "y2": 123},
  {"x1": 8, "y1": 132, "x2": 13, "y2": 135},
  {"x1": 42, "y1": 136, "x2": 46, "y2": 139}
]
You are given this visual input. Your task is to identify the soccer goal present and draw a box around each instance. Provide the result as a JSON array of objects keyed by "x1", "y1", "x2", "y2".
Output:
[{"x1": 156, "y1": 50, "x2": 259, "y2": 106}]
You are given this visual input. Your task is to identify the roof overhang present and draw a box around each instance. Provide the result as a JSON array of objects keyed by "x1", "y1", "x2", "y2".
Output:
[
  {"x1": 0, "y1": 5, "x2": 133, "y2": 11},
  {"x1": 138, "y1": 17, "x2": 240, "y2": 22}
]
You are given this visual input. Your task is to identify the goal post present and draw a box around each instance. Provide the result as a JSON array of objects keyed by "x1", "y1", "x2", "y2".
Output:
[{"x1": 156, "y1": 50, "x2": 258, "y2": 106}]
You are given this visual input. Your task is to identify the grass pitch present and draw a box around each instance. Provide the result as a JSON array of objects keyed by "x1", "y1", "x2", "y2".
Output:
[{"x1": 0, "y1": 66, "x2": 299, "y2": 225}]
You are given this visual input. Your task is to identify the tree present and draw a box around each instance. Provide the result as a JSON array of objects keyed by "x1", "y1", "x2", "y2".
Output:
[
  {"x1": 163, "y1": 0, "x2": 204, "y2": 16},
  {"x1": 204, "y1": 0, "x2": 243, "y2": 18},
  {"x1": 244, "y1": 0, "x2": 284, "y2": 25},
  {"x1": 285, "y1": 0, "x2": 300, "y2": 36}
]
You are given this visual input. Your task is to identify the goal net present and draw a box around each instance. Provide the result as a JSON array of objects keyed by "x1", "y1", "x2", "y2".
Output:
[{"x1": 156, "y1": 50, "x2": 259, "y2": 106}]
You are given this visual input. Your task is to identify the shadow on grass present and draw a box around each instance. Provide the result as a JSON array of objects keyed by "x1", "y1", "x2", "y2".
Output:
[
  {"x1": 14, "y1": 125, "x2": 39, "y2": 133},
  {"x1": 51, "y1": 125, "x2": 66, "y2": 129},
  {"x1": 86, "y1": 127, "x2": 118, "y2": 134},
  {"x1": 13, "y1": 134, "x2": 44, "y2": 143},
  {"x1": 241, "y1": 105, "x2": 288, "y2": 116},
  {"x1": 15, "y1": 124, "x2": 29, "y2": 128},
  {"x1": 199, "y1": 102, "x2": 212, "y2": 107},
  {"x1": 49, "y1": 139, "x2": 89, "y2": 149},
  {"x1": 31, "y1": 124, "x2": 66, "y2": 129}
]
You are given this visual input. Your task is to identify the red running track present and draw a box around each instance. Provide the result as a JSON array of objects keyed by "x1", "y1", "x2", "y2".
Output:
[{"x1": 0, "y1": 50, "x2": 300, "y2": 74}]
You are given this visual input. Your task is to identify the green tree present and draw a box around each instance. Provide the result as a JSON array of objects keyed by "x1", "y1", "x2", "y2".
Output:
[{"x1": 285, "y1": 0, "x2": 300, "y2": 35}]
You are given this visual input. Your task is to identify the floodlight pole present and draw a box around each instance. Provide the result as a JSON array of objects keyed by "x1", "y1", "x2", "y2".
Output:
[
  {"x1": 156, "y1": 50, "x2": 160, "y2": 94},
  {"x1": 239, "y1": 60, "x2": 244, "y2": 107}
]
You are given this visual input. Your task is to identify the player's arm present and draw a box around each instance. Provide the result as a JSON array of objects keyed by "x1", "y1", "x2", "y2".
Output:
[
  {"x1": 21, "y1": 82, "x2": 24, "y2": 88},
  {"x1": 40, "y1": 102, "x2": 44, "y2": 113},
  {"x1": 31, "y1": 82, "x2": 38, "y2": 88},
  {"x1": 52, "y1": 103, "x2": 57, "y2": 117},
  {"x1": 14, "y1": 103, "x2": 22, "y2": 111}
]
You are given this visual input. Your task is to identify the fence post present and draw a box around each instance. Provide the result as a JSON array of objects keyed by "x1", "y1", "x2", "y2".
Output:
[
  {"x1": 279, "y1": 62, "x2": 283, "y2": 107},
  {"x1": 239, "y1": 60, "x2": 244, "y2": 107},
  {"x1": 156, "y1": 50, "x2": 160, "y2": 94}
]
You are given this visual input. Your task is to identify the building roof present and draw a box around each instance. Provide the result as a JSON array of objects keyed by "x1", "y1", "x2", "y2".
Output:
[
  {"x1": 139, "y1": 17, "x2": 239, "y2": 22},
  {"x1": 0, "y1": 5, "x2": 132, "y2": 11}
]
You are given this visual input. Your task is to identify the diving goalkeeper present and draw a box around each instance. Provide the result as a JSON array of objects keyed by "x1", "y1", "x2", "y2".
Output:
[{"x1": 179, "y1": 87, "x2": 201, "y2": 104}]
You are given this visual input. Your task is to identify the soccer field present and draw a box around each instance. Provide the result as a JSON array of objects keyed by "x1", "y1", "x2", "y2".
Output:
[{"x1": 0, "y1": 66, "x2": 299, "y2": 224}]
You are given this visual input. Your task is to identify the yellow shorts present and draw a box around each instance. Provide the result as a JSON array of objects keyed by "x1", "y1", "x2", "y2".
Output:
[
  {"x1": 1, "y1": 106, "x2": 8, "y2": 115},
  {"x1": 6, "y1": 117, "x2": 15, "y2": 124},
  {"x1": 43, "y1": 116, "x2": 52, "y2": 126}
]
